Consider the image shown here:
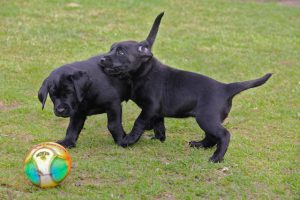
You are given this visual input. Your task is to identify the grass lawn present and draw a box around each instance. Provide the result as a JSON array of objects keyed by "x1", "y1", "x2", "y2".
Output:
[{"x1": 0, "y1": 0, "x2": 299, "y2": 199}]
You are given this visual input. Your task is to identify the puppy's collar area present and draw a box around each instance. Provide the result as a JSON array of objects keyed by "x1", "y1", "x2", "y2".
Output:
[{"x1": 131, "y1": 58, "x2": 155, "y2": 80}]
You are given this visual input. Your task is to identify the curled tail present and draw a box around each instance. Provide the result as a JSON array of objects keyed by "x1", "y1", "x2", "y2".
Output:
[{"x1": 226, "y1": 73, "x2": 272, "y2": 97}]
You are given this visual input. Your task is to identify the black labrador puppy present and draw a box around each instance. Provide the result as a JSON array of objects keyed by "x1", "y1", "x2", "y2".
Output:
[
  {"x1": 38, "y1": 55, "x2": 133, "y2": 148},
  {"x1": 99, "y1": 13, "x2": 272, "y2": 162}
]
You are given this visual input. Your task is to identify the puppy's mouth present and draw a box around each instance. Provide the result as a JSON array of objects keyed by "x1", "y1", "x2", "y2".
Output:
[
  {"x1": 101, "y1": 65, "x2": 129, "y2": 78},
  {"x1": 54, "y1": 106, "x2": 75, "y2": 118},
  {"x1": 54, "y1": 111, "x2": 71, "y2": 118},
  {"x1": 98, "y1": 56, "x2": 130, "y2": 78}
]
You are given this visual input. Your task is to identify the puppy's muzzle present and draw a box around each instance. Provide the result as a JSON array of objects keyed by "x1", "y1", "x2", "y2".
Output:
[
  {"x1": 99, "y1": 56, "x2": 127, "y2": 77},
  {"x1": 99, "y1": 56, "x2": 112, "y2": 67},
  {"x1": 55, "y1": 104, "x2": 71, "y2": 117},
  {"x1": 99, "y1": 57, "x2": 108, "y2": 65}
]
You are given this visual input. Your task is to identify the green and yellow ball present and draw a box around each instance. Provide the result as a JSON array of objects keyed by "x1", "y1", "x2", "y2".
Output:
[{"x1": 24, "y1": 142, "x2": 72, "y2": 188}]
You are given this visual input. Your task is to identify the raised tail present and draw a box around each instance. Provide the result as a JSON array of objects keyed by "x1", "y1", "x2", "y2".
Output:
[{"x1": 226, "y1": 73, "x2": 272, "y2": 97}]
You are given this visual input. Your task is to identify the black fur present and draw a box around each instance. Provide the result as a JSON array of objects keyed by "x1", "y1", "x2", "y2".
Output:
[
  {"x1": 99, "y1": 12, "x2": 272, "y2": 162},
  {"x1": 38, "y1": 55, "x2": 132, "y2": 148}
]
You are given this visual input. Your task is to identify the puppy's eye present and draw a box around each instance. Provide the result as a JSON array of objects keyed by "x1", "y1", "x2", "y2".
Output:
[{"x1": 116, "y1": 48, "x2": 125, "y2": 56}]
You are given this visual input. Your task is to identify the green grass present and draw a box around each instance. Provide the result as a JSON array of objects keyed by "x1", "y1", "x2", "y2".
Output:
[{"x1": 1, "y1": 0, "x2": 299, "y2": 199}]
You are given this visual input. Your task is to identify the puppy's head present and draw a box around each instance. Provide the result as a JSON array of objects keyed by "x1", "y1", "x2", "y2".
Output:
[
  {"x1": 38, "y1": 67, "x2": 91, "y2": 117},
  {"x1": 99, "y1": 12, "x2": 164, "y2": 78}
]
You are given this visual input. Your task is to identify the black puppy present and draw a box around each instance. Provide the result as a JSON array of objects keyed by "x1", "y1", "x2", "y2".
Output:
[
  {"x1": 38, "y1": 55, "x2": 133, "y2": 148},
  {"x1": 99, "y1": 12, "x2": 272, "y2": 162}
]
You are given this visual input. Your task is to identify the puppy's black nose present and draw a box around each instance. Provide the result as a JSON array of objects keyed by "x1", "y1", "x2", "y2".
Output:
[
  {"x1": 55, "y1": 105, "x2": 70, "y2": 117},
  {"x1": 100, "y1": 57, "x2": 106, "y2": 63},
  {"x1": 56, "y1": 107, "x2": 65, "y2": 113}
]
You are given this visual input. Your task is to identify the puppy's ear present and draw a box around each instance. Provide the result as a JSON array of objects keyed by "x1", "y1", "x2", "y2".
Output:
[
  {"x1": 38, "y1": 78, "x2": 49, "y2": 110},
  {"x1": 71, "y1": 71, "x2": 91, "y2": 103},
  {"x1": 142, "y1": 12, "x2": 164, "y2": 50},
  {"x1": 137, "y1": 44, "x2": 153, "y2": 60}
]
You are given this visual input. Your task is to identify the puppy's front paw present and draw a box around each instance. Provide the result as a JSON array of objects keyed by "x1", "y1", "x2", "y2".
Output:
[
  {"x1": 117, "y1": 135, "x2": 136, "y2": 148},
  {"x1": 151, "y1": 134, "x2": 166, "y2": 142},
  {"x1": 189, "y1": 141, "x2": 205, "y2": 148},
  {"x1": 57, "y1": 139, "x2": 76, "y2": 149},
  {"x1": 116, "y1": 137, "x2": 129, "y2": 148}
]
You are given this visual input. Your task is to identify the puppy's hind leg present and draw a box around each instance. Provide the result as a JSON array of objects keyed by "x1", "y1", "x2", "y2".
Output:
[
  {"x1": 190, "y1": 115, "x2": 230, "y2": 163},
  {"x1": 189, "y1": 115, "x2": 217, "y2": 148},
  {"x1": 209, "y1": 126, "x2": 230, "y2": 163},
  {"x1": 151, "y1": 117, "x2": 166, "y2": 142}
]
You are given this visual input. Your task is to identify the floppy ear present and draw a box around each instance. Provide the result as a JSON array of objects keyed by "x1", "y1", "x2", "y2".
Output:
[
  {"x1": 71, "y1": 71, "x2": 91, "y2": 102},
  {"x1": 141, "y1": 12, "x2": 164, "y2": 50},
  {"x1": 38, "y1": 78, "x2": 49, "y2": 110}
]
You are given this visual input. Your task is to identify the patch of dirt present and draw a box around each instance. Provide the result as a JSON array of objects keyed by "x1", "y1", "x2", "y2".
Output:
[
  {"x1": 7, "y1": 190, "x2": 13, "y2": 200},
  {"x1": 66, "y1": 2, "x2": 80, "y2": 8},
  {"x1": 159, "y1": 156, "x2": 171, "y2": 165},
  {"x1": 17, "y1": 133, "x2": 35, "y2": 142},
  {"x1": 279, "y1": 60, "x2": 294, "y2": 67},
  {"x1": 256, "y1": 0, "x2": 300, "y2": 7},
  {"x1": 0, "y1": 183, "x2": 30, "y2": 198},
  {"x1": 218, "y1": 166, "x2": 230, "y2": 176},
  {"x1": 87, "y1": 9, "x2": 105, "y2": 17},
  {"x1": 0, "y1": 100, "x2": 20, "y2": 111},
  {"x1": 278, "y1": 0, "x2": 300, "y2": 7},
  {"x1": 155, "y1": 193, "x2": 176, "y2": 200},
  {"x1": 74, "y1": 174, "x2": 103, "y2": 187},
  {"x1": 0, "y1": 132, "x2": 34, "y2": 142}
]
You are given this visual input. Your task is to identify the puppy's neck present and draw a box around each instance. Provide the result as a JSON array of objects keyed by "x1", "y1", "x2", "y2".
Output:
[{"x1": 131, "y1": 58, "x2": 157, "y2": 80}]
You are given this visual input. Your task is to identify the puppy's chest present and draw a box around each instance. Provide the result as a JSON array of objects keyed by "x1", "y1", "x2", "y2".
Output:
[
  {"x1": 78, "y1": 97, "x2": 108, "y2": 115},
  {"x1": 130, "y1": 82, "x2": 151, "y2": 106}
]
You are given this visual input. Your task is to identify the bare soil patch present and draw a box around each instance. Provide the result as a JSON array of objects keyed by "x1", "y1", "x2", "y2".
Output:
[
  {"x1": 256, "y1": 0, "x2": 300, "y2": 7},
  {"x1": 278, "y1": 0, "x2": 300, "y2": 7},
  {"x1": 0, "y1": 100, "x2": 20, "y2": 111}
]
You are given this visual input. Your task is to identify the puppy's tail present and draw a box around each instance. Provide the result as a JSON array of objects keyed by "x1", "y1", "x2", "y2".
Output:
[{"x1": 226, "y1": 73, "x2": 272, "y2": 97}]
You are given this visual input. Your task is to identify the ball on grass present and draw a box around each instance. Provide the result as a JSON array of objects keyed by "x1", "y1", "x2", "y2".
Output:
[{"x1": 24, "y1": 142, "x2": 71, "y2": 188}]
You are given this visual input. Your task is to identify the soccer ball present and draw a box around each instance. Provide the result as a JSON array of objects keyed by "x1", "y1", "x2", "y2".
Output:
[{"x1": 24, "y1": 142, "x2": 72, "y2": 188}]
